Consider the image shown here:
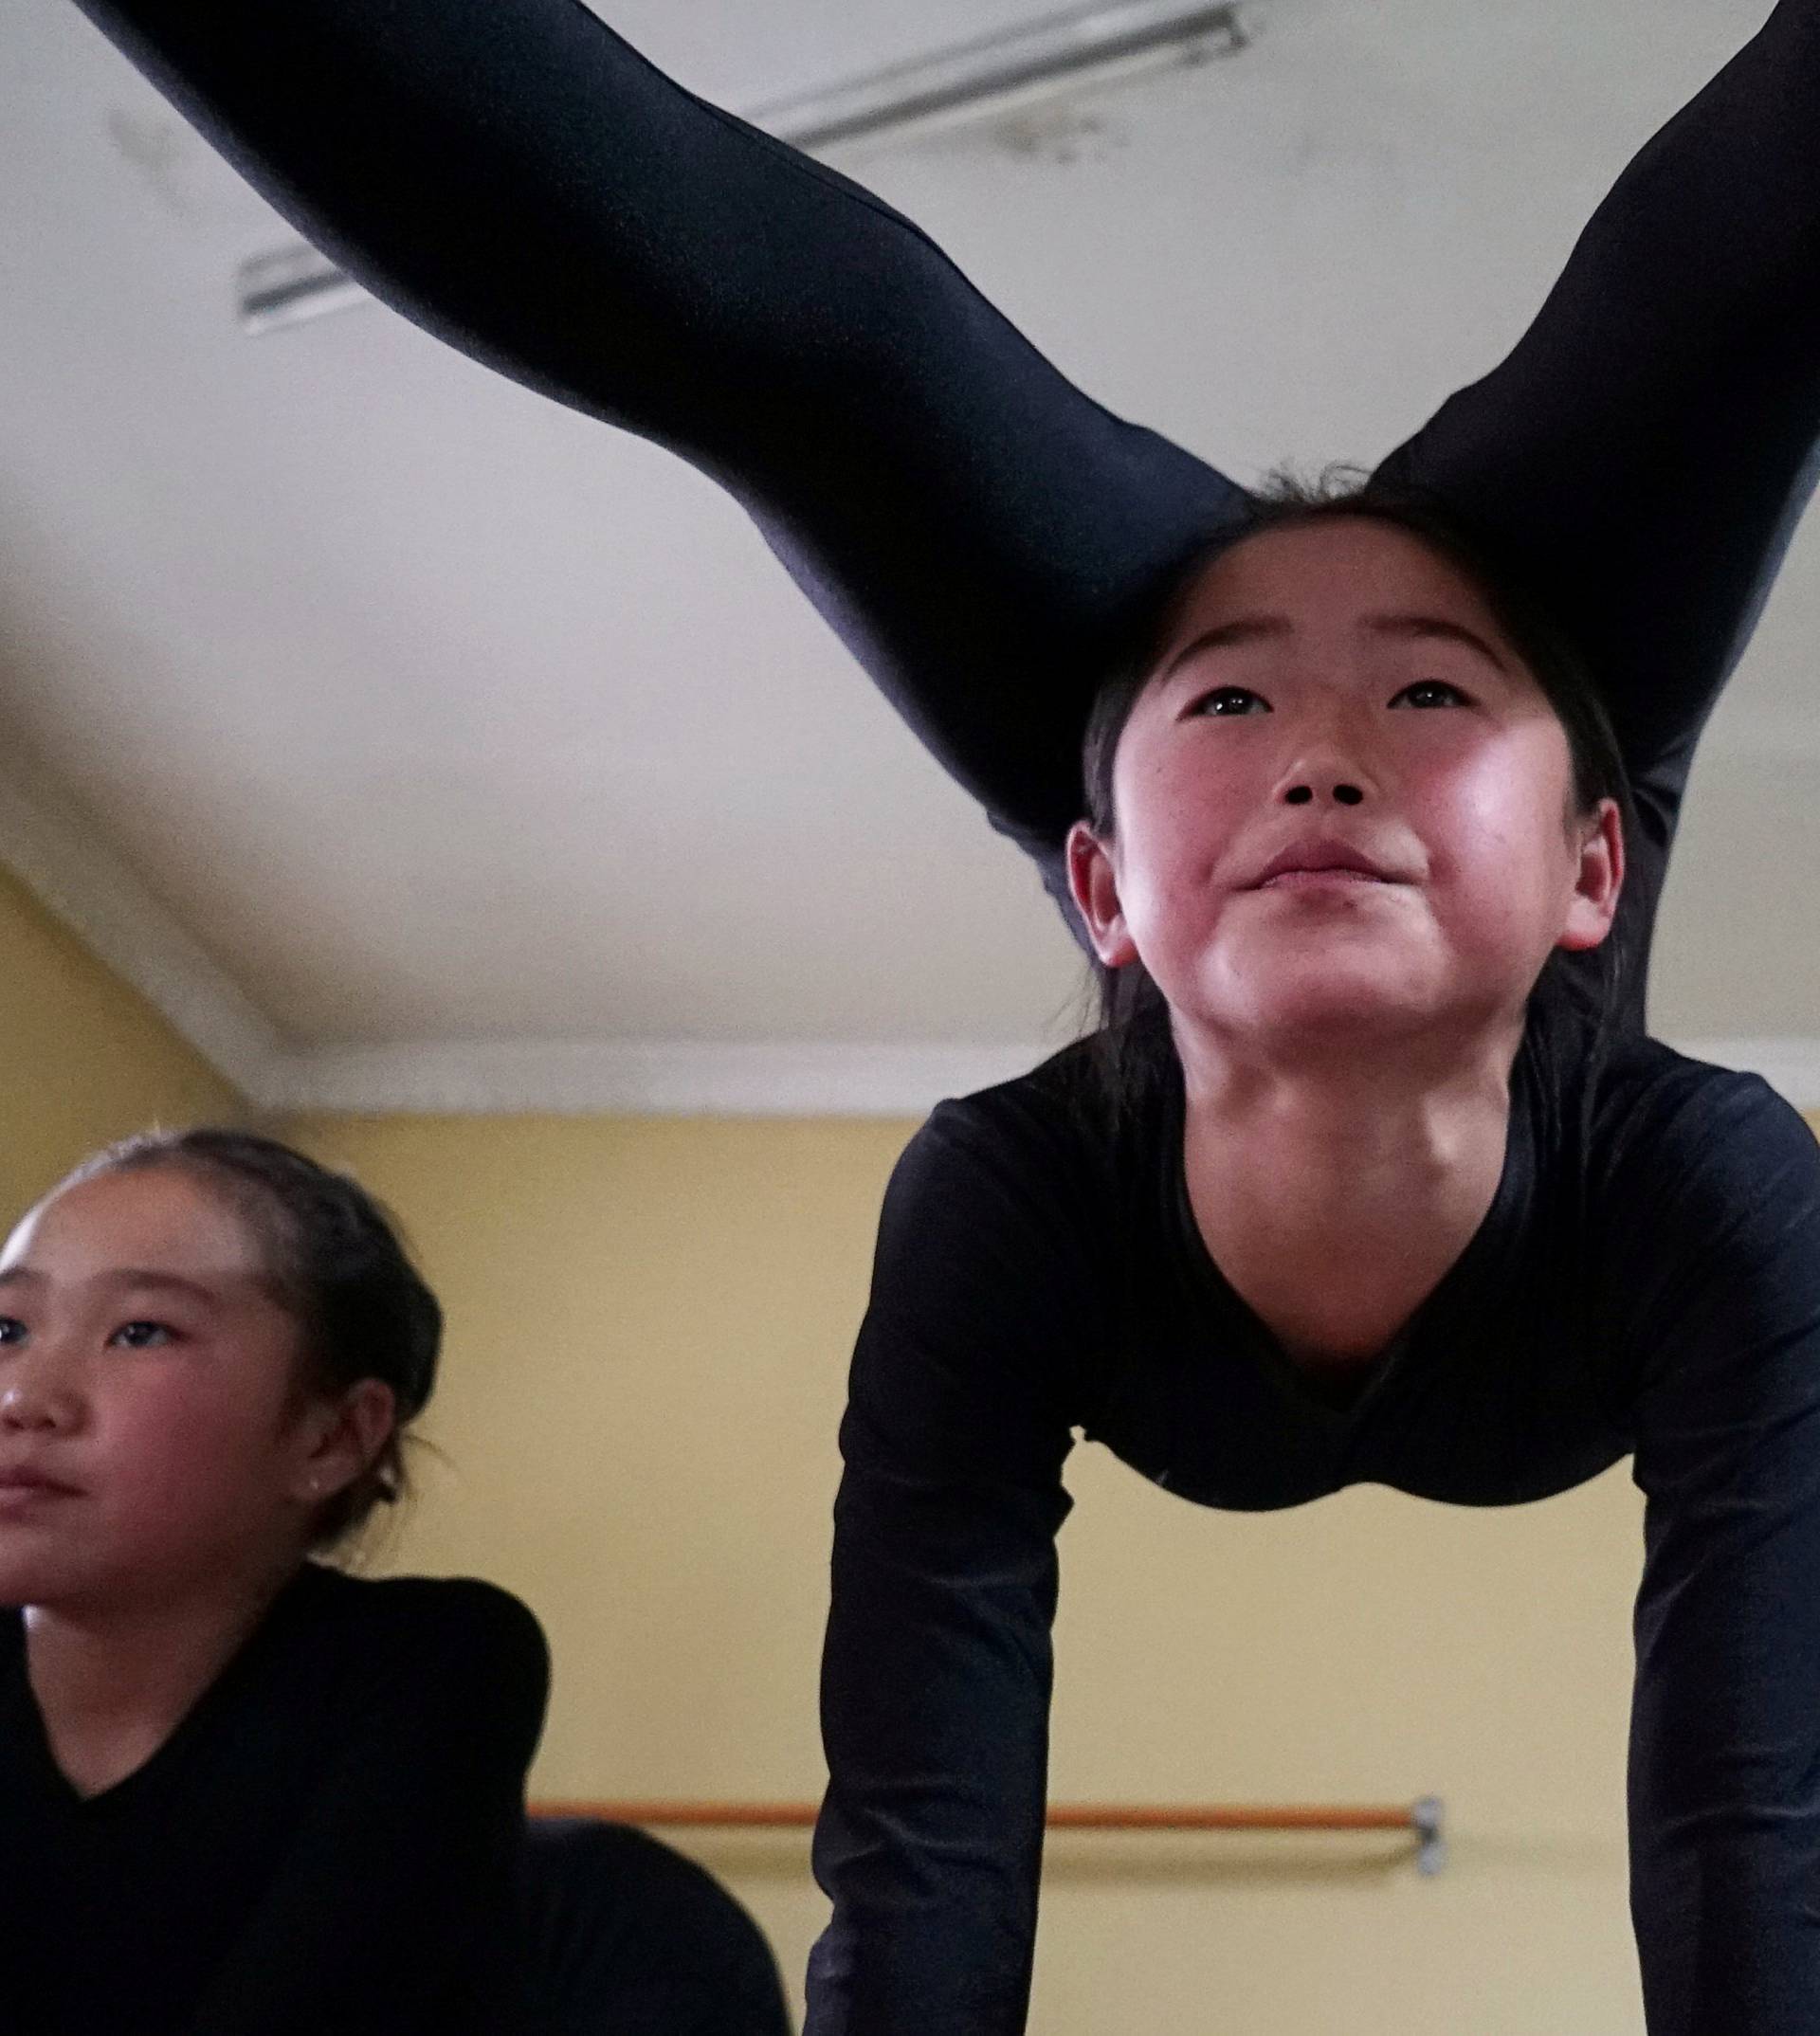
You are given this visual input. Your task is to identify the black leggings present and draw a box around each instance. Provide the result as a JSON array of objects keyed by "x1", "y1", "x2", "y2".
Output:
[{"x1": 68, "y1": 0, "x2": 1820, "y2": 1023}]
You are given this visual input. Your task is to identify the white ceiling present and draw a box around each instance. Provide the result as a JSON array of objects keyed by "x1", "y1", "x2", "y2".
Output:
[{"x1": 3, "y1": 0, "x2": 1817, "y2": 1109}]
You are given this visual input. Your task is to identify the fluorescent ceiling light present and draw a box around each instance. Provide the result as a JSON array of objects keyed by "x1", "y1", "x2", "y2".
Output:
[
  {"x1": 239, "y1": 0, "x2": 1247, "y2": 334},
  {"x1": 746, "y1": 0, "x2": 1246, "y2": 152},
  {"x1": 239, "y1": 244, "x2": 371, "y2": 334}
]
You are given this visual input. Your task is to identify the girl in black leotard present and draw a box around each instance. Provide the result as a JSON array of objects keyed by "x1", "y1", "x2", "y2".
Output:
[
  {"x1": 49, "y1": 5, "x2": 1820, "y2": 2031},
  {"x1": 0, "y1": 1130, "x2": 548, "y2": 2036}
]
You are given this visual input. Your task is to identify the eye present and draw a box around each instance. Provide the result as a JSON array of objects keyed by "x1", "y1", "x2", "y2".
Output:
[
  {"x1": 1391, "y1": 680, "x2": 1470, "y2": 710},
  {"x1": 108, "y1": 1320, "x2": 177, "y2": 1351},
  {"x1": 1188, "y1": 685, "x2": 1271, "y2": 718},
  {"x1": 0, "y1": 1317, "x2": 25, "y2": 1348}
]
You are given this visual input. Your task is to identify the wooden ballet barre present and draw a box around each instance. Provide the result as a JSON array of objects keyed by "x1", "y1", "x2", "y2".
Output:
[{"x1": 532, "y1": 1796, "x2": 1447, "y2": 1874}]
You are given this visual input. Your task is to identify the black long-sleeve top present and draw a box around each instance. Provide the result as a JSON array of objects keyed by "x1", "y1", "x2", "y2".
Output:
[
  {"x1": 817, "y1": 1017, "x2": 1820, "y2": 2031},
  {"x1": 51, "y1": 1, "x2": 1820, "y2": 2028},
  {"x1": 0, "y1": 1564, "x2": 550, "y2": 2035}
]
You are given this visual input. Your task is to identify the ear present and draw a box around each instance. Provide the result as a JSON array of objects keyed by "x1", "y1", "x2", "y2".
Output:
[
  {"x1": 285, "y1": 1378, "x2": 398, "y2": 1508},
  {"x1": 1556, "y1": 797, "x2": 1626, "y2": 954},
  {"x1": 1065, "y1": 820, "x2": 1139, "y2": 971}
]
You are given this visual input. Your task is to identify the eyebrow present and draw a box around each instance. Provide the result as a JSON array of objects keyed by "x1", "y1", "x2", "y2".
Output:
[
  {"x1": 1366, "y1": 614, "x2": 1511, "y2": 669},
  {"x1": 0, "y1": 1266, "x2": 222, "y2": 1308},
  {"x1": 1160, "y1": 611, "x2": 1512, "y2": 679}
]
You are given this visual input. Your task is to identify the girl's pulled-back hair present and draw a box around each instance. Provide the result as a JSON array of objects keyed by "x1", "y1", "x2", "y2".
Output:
[
  {"x1": 59, "y1": 1129, "x2": 441, "y2": 1549},
  {"x1": 1081, "y1": 467, "x2": 1639, "y2": 1117}
]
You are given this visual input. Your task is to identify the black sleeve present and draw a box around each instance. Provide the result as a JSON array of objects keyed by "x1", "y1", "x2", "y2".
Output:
[
  {"x1": 65, "y1": 0, "x2": 1246, "y2": 873},
  {"x1": 1379, "y1": 0, "x2": 1820, "y2": 856},
  {"x1": 808, "y1": 1099, "x2": 1092, "y2": 2036},
  {"x1": 1613, "y1": 1080, "x2": 1820, "y2": 2034},
  {"x1": 185, "y1": 1578, "x2": 551, "y2": 2036}
]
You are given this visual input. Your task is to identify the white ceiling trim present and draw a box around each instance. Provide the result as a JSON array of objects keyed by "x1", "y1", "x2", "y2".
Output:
[
  {"x1": 0, "y1": 777, "x2": 289, "y2": 1100},
  {"x1": 258, "y1": 1037, "x2": 1053, "y2": 1118},
  {"x1": 3, "y1": 802, "x2": 1817, "y2": 1116}
]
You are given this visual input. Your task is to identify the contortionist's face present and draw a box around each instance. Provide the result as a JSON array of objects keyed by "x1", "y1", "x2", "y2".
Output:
[
  {"x1": 0, "y1": 1169, "x2": 328, "y2": 1614},
  {"x1": 1068, "y1": 518, "x2": 1624, "y2": 1060}
]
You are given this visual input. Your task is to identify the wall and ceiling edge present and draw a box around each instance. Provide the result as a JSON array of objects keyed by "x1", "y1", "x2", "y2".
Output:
[{"x1": 4, "y1": 778, "x2": 1817, "y2": 1118}]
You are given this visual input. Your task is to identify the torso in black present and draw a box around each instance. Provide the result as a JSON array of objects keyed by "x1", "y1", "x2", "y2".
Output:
[
  {"x1": 0, "y1": 1564, "x2": 549, "y2": 2036},
  {"x1": 814, "y1": 1013, "x2": 1820, "y2": 2032}
]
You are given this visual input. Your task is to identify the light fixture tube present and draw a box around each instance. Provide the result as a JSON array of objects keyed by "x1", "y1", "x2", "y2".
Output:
[
  {"x1": 746, "y1": 0, "x2": 1245, "y2": 153},
  {"x1": 238, "y1": 0, "x2": 1247, "y2": 334}
]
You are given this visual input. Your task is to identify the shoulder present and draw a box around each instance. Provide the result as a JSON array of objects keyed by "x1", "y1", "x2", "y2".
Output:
[
  {"x1": 1588, "y1": 1037, "x2": 1820, "y2": 1220},
  {"x1": 917, "y1": 1036, "x2": 1104, "y2": 1148},
  {"x1": 850, "y1": 1045, "x2": 1121, "y2": 1453},
  {"x1": 1579, "y1": 1041, "x2": 1820, "y2": 1378},
  {"x1": 290, "y1": 1567, "x2": 550, "y2": 1700},
  {"x1": 890, "y1": 1038, "x2": 1122, "y2": 1223},
  {"x1": 870, "y1": 1040, "x2": 1129, "y2": 1318}
]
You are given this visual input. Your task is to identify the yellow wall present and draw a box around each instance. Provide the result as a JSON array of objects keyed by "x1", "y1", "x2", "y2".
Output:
[
  {"x1": 280, "y1": 1107, "x2": 1820, "y2": 2036},
  {"x1": 0, "y1": 867, "x2": 243, "y2": 1214}
]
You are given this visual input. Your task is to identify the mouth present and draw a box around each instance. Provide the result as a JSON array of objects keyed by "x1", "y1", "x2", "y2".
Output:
[
  {"x1": 1258, "y1": 867, "x2": 1389, "y2": 893},
  {"x1": 1247, "y1": 842, "x2": 1405, "y2": 890},
  {"x1": 0, "y1": 1469, "x2": 81, "y2": 1500}
]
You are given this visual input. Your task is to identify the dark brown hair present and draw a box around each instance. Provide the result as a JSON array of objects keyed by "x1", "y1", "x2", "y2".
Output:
[{"x1": 58, "y1": 1128, "x2": 441, "y2": 1549}]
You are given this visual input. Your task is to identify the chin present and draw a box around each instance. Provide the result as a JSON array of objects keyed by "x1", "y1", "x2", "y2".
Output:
[
  {"x1": 1193, "y1": 937, "x2": 1459, "y2": 1045},
  {"x1": 1240, "y1": 997, "x2": 1447, "y2": 1059},
  {"x1": 0, "y1": 1522, "x2": 208, "y2": 1616},
  {"x1": 0, "y1": 1550, "x2": 85, "y2": 1611}
]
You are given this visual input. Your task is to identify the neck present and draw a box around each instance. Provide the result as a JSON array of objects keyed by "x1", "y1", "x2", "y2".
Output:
[
  {"x1": 1174, "y1": 1010, "x2": 1524, "y2": 1369},
  {"x1": 24, "y1": 1553, "x2": 304, "y2": 1798},
  {"x1": 1176, "y1": 1010, "x2": 1523, "y2": 1178}
]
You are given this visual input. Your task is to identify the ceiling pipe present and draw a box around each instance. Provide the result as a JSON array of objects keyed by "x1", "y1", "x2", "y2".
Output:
[{"x1": 239, "y1": 0, "x2": 1249, "y2": 334}]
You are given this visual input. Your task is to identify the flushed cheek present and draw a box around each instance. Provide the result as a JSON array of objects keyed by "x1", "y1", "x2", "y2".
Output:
[
  {"x1": 1422, "y1": 761, "x2": 1571, "y2": 945},
  {"x1": 1118, "y1": 839, "x2": 1231, "y2": 973},
  {"x1": 1115, "y1": 761, "x2": 1255, "y2": 923},
  {"x1": 90, "y1": 1391, "x2": 285, "y2": 1543}
]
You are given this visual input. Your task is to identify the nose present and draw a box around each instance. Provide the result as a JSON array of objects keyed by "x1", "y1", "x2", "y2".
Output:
[
  {"x1": 0, "y1": 1354, "x2": 82, "y2": 1436},
  {"x1": 1283, "y1": 779, "x2": 1365, "y2": 808},
  {"x1": 1276, "y1": 708, "x2": 1378, "y2": 810}
]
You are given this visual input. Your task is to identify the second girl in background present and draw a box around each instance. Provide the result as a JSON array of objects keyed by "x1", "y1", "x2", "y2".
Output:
[{"x1": 0, "y1": 1129, "x2": 547, "y2": 2036}]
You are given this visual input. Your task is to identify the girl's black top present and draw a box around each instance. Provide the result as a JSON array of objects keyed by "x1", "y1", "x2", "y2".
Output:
[
  {"x1": 820, "y1": 1019, "x2": 1820, "y2": 2035},
  {"x1": 51, "y1": 1, "x2": 1820, "y2": 2029},
  {"x1": 0, "y1": 1565, "x2": 549, "y2": 2036}
]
